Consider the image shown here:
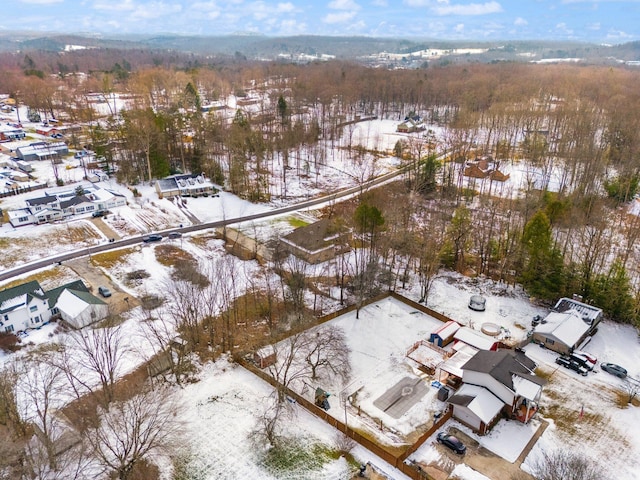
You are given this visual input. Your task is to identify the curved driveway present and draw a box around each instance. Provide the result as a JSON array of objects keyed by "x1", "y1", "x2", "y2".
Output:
[{"x1": 0, "y1": 166, "x2": 408, "y2": 283}]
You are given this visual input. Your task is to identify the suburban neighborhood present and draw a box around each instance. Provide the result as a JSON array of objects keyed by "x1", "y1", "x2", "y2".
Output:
[{"x1": 1, "y1": 35, "x2": 640, "y2": 480}]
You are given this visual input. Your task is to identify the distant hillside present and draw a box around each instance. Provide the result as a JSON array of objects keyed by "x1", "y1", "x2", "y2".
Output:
[{"x1": 0, "y1": 32, "x2": 638, "y2": 65}]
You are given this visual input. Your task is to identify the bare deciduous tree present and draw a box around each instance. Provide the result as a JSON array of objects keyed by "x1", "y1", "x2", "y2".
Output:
[
  {"x1": 57, "y1": 322, "x2": 126, "y2": 407},
  {"x1": 267, "y1": 327, "x2": 351, "y2": 403},
  {"x1": 304, "y1": 326, "x2": 351, "y2": 383},
  {"x1": 82, "y1": 386, "x2": 181, "y2": 480},
  {"x1": 532, "y1": 449, "x2": 603, "y2": 480}
]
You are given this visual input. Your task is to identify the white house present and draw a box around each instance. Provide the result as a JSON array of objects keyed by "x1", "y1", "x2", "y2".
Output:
[
  {"x1": 0, "y1": 281, "x2": 51, "y2": 333},
  {"x1": 0, "y1": 279, "x2": 108, "y2": 333},
  {"x1": 9, "y1": 185, "x2": 127, "y2": 227},
  {"x1": 447, "y1": 350, "x2": 545, "y2": 434},
  {"x1": 47, "y1": 280, "x2": 108, "y2": 329}
]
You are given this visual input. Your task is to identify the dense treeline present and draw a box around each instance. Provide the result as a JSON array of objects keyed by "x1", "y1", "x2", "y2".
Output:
[{"x1": 3, "y1": 54, "x2": 640, "y2": 324}]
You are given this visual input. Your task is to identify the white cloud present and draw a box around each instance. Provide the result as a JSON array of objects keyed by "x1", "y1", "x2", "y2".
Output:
[
  {"x1": 555, "y1": 22, "x2": 574, "y2": 35},
  {"x1": 328, "y1": 0, "x2": 360, "y2": 9},
  {"x1": 454, "y1": 23, "x2": 464, "y2": 32},
  {"x1": 371, "y1": 0, "x2": 388, "y2": 5},
  {"x1": 322, "y1": 10, "x2": 357, "y2": 23},
  {"x1": 587, "y1": 22, "x2": 600, "y2": 30},
  {"x1": 276, "y1": 2, "x2": 296, "y2": 12},
  {"x1": 432, "y1": 1, "x2": 503, "y2": 15},
  {"x1": 129, "y1": 1, "x2": 182, "y2": 20},
  {"x1": 93, "y1": 0, "x2": 136, "y2": 12},
  {"x1": 514, "y1": 17, "x2": 527, "y2": 26},
  {"x1": 18, "y1": 0, "x2": 63, "y2": 4},
  {"x1": 278, "y1": 19, "x2": 307, "y2": 34}
]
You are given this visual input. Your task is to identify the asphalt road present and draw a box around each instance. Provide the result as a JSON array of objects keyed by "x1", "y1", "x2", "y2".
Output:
[{"x1": 0, "y1": 165, "x2": 408, "y2": 283}]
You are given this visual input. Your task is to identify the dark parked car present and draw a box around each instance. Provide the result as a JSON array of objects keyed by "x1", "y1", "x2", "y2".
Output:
[
  {"x1": 168, "y1": 232, "x2": 182, "y2": 239},
  {"x1": 143, "y1": 234, "x2": 163, "y2": 243},
  {"x1": 436, "y1": 432, "x2": 466, "y2": 454},
  {"x1": 569, "y1": 352, "x2": 595, "y2": 371},
  {"x1": 555, "y1": 355, "x2": 588, "y2": 376},
  {"x1": 92, "y1": 210, "x2": 105, "y2": 218},
  {"x1": 97, "y1": 286, "x2": 112, "y2": 298},
  {"x1": 601, "y1": 363, "x2": 627, "y2": 379}
]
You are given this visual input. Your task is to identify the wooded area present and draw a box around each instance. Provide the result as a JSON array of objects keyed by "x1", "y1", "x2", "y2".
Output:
[{"x1": 2, "y1": 50, "x2": 640, "y2": 325}]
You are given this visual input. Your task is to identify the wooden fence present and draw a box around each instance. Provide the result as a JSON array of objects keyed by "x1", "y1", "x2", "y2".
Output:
[
  {"x1": 237, "y1": 292, "x2": 464, "y2": 479},
  {"x1": 240, "y1": 358, "x2": 452, "y2": 480}
]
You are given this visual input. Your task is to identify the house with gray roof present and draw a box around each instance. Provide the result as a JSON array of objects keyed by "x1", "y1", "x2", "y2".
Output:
[
  {"x1": 531, "y1": 297, "x2": 602, "y2": 354},
  {"x1": 279, "y1": 218, "x2": 352, "y2": 264},
  {"x1": 155, "y1": 173, "x2": 216, "y2": 199},
  {"x1": 9, "y1": 185, "x2": 126, "y2": 227},
  {"x1": 447, "y1": 350, "x2": 545, "y2": 434},
  {"x1": 15, "y1": 141, "x2": 69, "y2": 162}
]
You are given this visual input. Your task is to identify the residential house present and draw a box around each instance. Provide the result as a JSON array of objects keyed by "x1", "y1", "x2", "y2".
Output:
[
  {"x1": 531, "y1": 297, "x2": 603, "y2": 354},
  {"x1": 396, "y1": 115, "x2": 426, "y2": 133},
  {"x1": 8, "y1": 185, "x2": 126, "y2": 227},
  {"x1": 16, "y1": 142, "x2": 69, "y2": 162},
  {"x1": 0, "y1": 279, "x2": 107, "y2": 333},
  {"x1": 0, "y1": 281, "x2": 51, "y2": 333},
  {"x1": 155, "y1": 173, "x2": 217, "y2": 199},
  {"x1": 463, "y1": 157, "x2": 510, "y2": 182},
  {"x1": 447, "y1": 349, "x2": 545, "y2": 434},
  {"x1": 0, "y1": 125, "x2": 26, "y2": 141},
  {"x1": 280, "y1": 218, "x2": 352, "y2": 264},
  {"x1": 47, "y1": 280, "x2": 108, "y2": 329}
]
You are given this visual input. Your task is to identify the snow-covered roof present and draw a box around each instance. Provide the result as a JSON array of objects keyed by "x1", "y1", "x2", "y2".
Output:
[
  {"x1": 512, "y1": 374, "x2": 544, "y2": 401},
  {"x1": 454, "y1": 327, "x2": 498, "y2": 351},
  {"x1": 431, "y1": 320, "x2": 460, "y2": 339},
  {"x1": 439, "y1": 345, "x2": 477, "y2": 378},
  {"x1": 553, "y1": 297, "x2": 602, "y2": 325},
  {"x1": 534, "y1": 310, "x2": 589, "y2": 348},
  {"x1": 448, "y1": 383, "x2": 504, "y2": 423}
]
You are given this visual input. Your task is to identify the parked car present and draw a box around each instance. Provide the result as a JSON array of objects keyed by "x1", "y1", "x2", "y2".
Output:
[
  {"x1": 168, "y1": 232, "x2": 182, "y2": 239},
  {"x1": 97, "y1": 286, "x2": 112, "y2": 298},
  {"x1": 555, "y1": 355, "x2": 589, "y2": 376},
  {"x1": 569, "y1": 352, "x2": 595, "y2": 371},
  {"x1": 572, "y1": 350, "x2": 597, "y2": 366},
  {"x1": 601, "y1": 363, "x2": 627, "y2": 379},
  {"x1": 92, "y1": 210, "x2": 105, "y2": 218},
  {"x1": 436, "y1": 432, "x2": 466, "y2": 454},
  {"x1": 143, "y1": 234, "x2": 163, "y2": 243}
]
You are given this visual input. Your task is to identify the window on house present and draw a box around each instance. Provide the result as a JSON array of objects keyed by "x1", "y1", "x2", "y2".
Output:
[
  {"x1": 5, "y1": 325, "x2": 14, "y2": 333},
  {"x1": 29, "y1": 305, "x2": 37, "y2": 312},
  {"x1": 3, "y1": 314, "x2": 7, "y2": 321},
  {"x1": 546, "y1": 338, "x2": 555, "y2": 345},
  {"x1": 77, "y1": 207, "x2": 85, "y2": 212},
  {"x1": 33, "y1": 316, "x2": 40, "y2": 323},
  {"x1": 18, "y1": 216, "x2": 28, "y2": 222}
]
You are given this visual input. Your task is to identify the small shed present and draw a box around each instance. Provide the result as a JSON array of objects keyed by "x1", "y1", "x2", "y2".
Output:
[
  {"x1": 429, "y1": 320, "x2": 460, "y2": 347},
  {"x1": 253, "y1": 346, "x2": 276, "y2": 369}
]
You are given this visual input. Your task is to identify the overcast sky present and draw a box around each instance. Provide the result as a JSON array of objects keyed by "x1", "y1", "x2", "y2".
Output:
[{"x1": 10, "y1": 0, "x2": 637, "y2": 43}]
